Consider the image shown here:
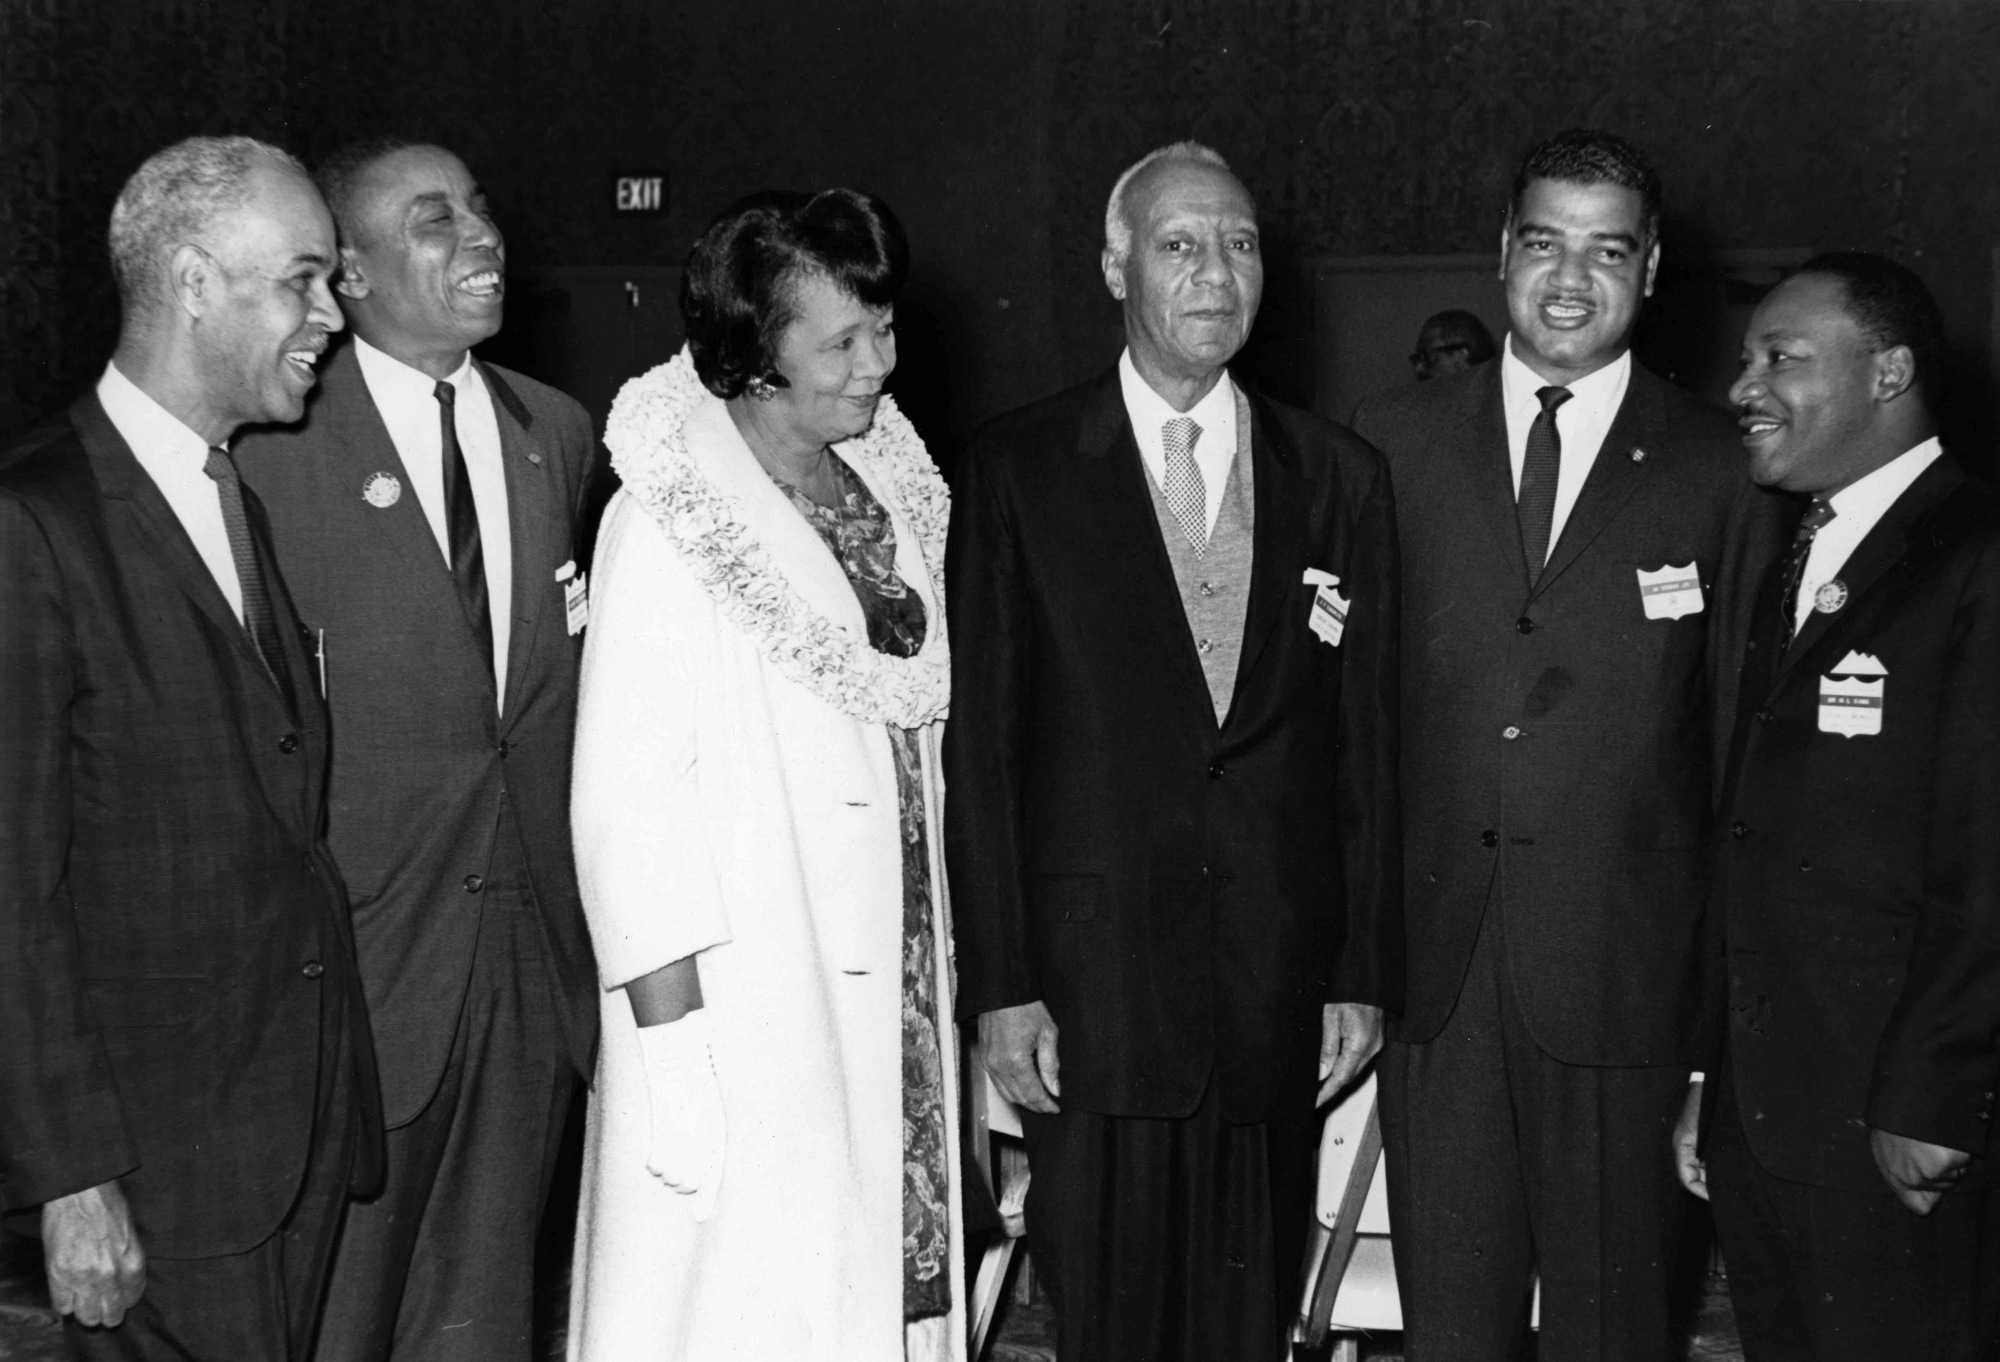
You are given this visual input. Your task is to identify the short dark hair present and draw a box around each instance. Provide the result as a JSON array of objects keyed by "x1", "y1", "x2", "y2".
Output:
[
  {"x1": 680, "y1": 188, "x2": 908, "y2": 400},
  {"x1": 1510, "y1": 129, "x2": 1662, "y2": 243},
  {"x1": 1792, "y1": 250, "x2": 1945, "y2": 398},
  {"x1": 315, "y1": 136, "x2": 423, "y2": 246},
  {"x1": 1420, "y1": 309, "x2": 1498, "y2": 364}
]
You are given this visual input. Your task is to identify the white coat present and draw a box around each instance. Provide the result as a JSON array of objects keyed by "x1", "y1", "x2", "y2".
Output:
[{"x1": 566, "y1": 389, "x2": 964, "y2": 1362}]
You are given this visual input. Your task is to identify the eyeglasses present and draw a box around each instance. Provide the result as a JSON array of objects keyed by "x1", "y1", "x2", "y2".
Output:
[{"x1": 1410, "y1": 342, "x2": 1473, "y2": 369}]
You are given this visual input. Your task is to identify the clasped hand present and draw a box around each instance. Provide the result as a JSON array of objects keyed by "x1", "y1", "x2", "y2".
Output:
[{"x1": 42, "y1": 1180, "x2": 146, "y2": 1328}]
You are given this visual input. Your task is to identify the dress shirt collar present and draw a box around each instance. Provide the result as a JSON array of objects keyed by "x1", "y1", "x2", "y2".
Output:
[
  {"x1": 97, "y1": 360, "x2": 214, "y2": 465},
  {"x1": 1825, "y1": 436, "x2": 1944, "y2": 529},
  {"x1": 353, "y1": 333, "x2": 478, "y2": 408},
  {"x1": 1118, "y1": 350, "x2": 1240, "y2": 537},
  {"x1": 1500, "y1": 335, "x2": 1631, "y2": 439}
]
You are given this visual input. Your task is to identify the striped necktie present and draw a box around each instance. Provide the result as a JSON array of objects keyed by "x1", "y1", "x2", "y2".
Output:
[{"x1": 203, "y1": 445, "x2": 285, "y2": 685}]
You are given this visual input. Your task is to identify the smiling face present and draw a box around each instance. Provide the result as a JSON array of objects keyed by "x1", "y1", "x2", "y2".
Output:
[
  {"x1": 1104, "y1": 159, "x2": 1263, "y2": 405},
  {"x1": 761, "y1": 268, "x2": 897, "y2": 450},
  {"x1": 337, "y1": 145, "x2": 505, "y2": 377},
  {"x1": 1501, "y1": 177, "x2": 1658, "y2": 386},
  {"x1": 192, "y1": 158, "x2": 344, "y2": 433},
  {"x1": 1729, "y1": 272, "x2": 1901, "y2": 496}
]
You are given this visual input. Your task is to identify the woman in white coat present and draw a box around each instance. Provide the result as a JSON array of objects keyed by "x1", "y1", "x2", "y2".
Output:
[{"x1": 566, "y1": 189, "x2": 963, "y2": 1362}]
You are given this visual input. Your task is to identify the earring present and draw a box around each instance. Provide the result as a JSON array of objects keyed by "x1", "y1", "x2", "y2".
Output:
[{"x1": 746, "y1": 376, "x2": 778, "y2": 401}]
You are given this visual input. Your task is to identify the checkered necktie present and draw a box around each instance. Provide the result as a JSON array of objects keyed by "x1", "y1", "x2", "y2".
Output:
[
  {"x1": 1778, "y1": 498, "x2": 1837, "y2": 636},
  {"x1": 1517, "y1": 385, "x2": 1571, "y2": 579},
  {"x1": 1162, "y1": 416, "x2": 1207, "y2": 556}
]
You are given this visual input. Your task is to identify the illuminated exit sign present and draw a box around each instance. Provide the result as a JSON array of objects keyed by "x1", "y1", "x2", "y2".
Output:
[{"x1": 613, "y1": 174, "x2": 667, "y2": 214}]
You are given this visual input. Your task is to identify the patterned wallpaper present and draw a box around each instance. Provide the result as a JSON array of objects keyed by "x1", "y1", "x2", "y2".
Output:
[{"x1": 5, "y1": 0, "x2": 1999, "y2": 453}]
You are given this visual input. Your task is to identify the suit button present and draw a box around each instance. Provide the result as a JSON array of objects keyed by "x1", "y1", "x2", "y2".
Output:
[
  {"x1": 1480, "y1": 829, "x2": 1499, "y2": 848},
  {"x1": 300, "y1": 960, "x2": 324, "y2": 979},
  {"x1": 1198, "y1": 581, "x2": 1217, "y2": 598},
  {"x1": 463, "y1": 874, "x2": 485, "y2": 893},
  {"x1": 1516, "y1": 617, "x2": 1535, "y2": 634},
  {"x1": 496, "y1": 740, "x2": 510, "y2": 758},
  {"x1": 1798, "y1": 858, "x2": 1813, "y2": 871},
  {"x1": 278, "y1": 732, "x2": 299, "y2": 754},
  {"x1": 1208, "y1": 762, "x2": 1225, "y2": 779},
  {"x1": 1196, "y1": 638, "x2": 1214, "y2": 655},
  {"x1": 1502, "y1": 725, "x2": 1523, "y2": 741},
  {"x1": 1731, "y1": 821, "x2": 1750, "y2": 839},
  {"x1": 1756, "y1": 709, "x2": 1775, "y2": 724}
]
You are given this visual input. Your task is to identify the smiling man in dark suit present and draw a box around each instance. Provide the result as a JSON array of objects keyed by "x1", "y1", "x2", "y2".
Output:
[
  {"x1": 1352, "y1": 129, "x2": 1781, "y2": 1361},
  {"x1": 233, "y1": 139, "x2": 598, "y2": 1362},
  {"x1": 946, "y1": 141, "x2": 1401, "y2": 1362},
  {"x1": 0, "y1": 135, "x2": 380, "y2": 1361},
  {"x1": 1673, "y1": 253, "x2": 2000, "y2": 1361}
]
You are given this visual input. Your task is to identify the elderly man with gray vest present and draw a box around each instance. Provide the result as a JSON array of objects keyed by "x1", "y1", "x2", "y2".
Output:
[{"x1": 944, "y1": 141, "x2": 1403, "y2": 1362}]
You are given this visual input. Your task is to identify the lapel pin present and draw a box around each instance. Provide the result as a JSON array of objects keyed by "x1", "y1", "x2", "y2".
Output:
[
  {"x1": 1630, "y1": 446, "x2": 1648, "y2": 464},
  {"x1": 1813, "y1": 579, "x2": 1849, "y2": 614},
  {"x1": 526, "y1": 451, "x2": 543, "y2": 466},
  {"x1": 361, "y1": 472, "x2": 402, "y2": 508}
]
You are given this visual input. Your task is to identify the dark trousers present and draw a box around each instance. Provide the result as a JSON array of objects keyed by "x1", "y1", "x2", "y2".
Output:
[
  {"x1": 67, "y1": 975, "x2": 362, "y2": 1361},
  {"x1": 312, "y1": 831, "x2": 578, "y2": 1362},
  {"x1": 1020, "y1": 1077, "x2": 1315, "y2": 1362},
  {"x1": 1379, "y1": 908, "x2": 1690, "y2": 1362},
  {"x1": 1707, "y1": 1074, "x2": 1993, "y2": 1362}
]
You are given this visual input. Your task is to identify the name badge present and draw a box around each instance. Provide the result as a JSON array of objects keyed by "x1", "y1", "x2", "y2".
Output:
[
  {"x1": 558, "y1": 560, "x2": 589, "y2": 635},
  {"x1": 1636, "y1": 562, "x2": 1705, "y2": 620},
  {"x1": 1303, "y1": 568, "x2": 1347, "y2": 647},
  {"x1": 1818, "y1": 650, "x2": 1887, "y2": 738}
]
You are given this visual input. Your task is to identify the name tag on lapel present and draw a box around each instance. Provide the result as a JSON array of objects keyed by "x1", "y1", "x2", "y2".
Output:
[
  {"x1": 1818, "y1": 650, "x2": 1886, "y2": 738},
  {"x1": 1636, "y1": 562, "x2": 1705, "y2": 620},
  {"x1": 557, "y1": 560, "x2": 588, "y2": 635},
  {"x1": 1303, "y1": 568, "x2": 1347, "y2": 647}
]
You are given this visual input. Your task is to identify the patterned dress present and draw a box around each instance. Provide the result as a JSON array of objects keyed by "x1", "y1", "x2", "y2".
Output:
[{"x1": 779, "y1": 457, "x2": 952, "y2": 1324}]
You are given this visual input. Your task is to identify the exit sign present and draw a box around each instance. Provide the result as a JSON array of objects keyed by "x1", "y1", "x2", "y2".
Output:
[{"x1": 614, "y1": 174, "x2": 667, "y2": 214}]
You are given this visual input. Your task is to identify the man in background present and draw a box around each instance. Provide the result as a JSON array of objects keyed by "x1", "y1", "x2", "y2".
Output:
[
  {"x1": 1409, "y1": 307, "x2": 1498, "y2": 381},
  {"x1": 1353, "y1": 128, "x2": 1781, "y2": 1360},
  {"x1": 0, "y1": 135, "x2": 379, "y2": 1361},
  {"x1": 1677, "y1": 252, "x2": 2000, "y2": 1361},
  {"x1": 235, "y1": 139, "x2": 598, "y2": 1362}
]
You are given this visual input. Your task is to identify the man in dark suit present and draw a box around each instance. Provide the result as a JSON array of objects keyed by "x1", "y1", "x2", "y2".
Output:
[
  {"x1": 1671, "y1": 253, "x2": 2000, "y2": 1360},
  {"x1": 1352, "y1": 129, "x2": 1779, "y2": 1360},
  {"x1": 0, "y1": 135, "x2": 380, "y2": 1361},
  {"x1": 233, "y1": 139, "x2": 598, "y2": 1362},
  {"x1": 945, "y1": 141, "x2": 1401, "y2": 1362}
]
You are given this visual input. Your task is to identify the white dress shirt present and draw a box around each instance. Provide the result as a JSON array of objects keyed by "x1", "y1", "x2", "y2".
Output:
[
  {"x1": 97, "y1": 361, "x2": 246, "y2": 624},
  {"x1": 354, "y1": 335, "x2": 512, "y2": 701},
  {"x1": 1792, "y1": 437, "x2": 1945, "y2": 635},
  {"x1": 1119, "y1": 348, "x2": 1240, "y2": 539},
  {"x1": 1501, "y1": 336, "x2": 1633, "y2": 562}
]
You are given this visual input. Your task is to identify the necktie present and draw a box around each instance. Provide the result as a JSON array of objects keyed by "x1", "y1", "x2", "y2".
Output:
[
  {"x1": 1162, "y1": 416, "x2": 1207, "y2": 556},
  {"x1": 1778, "y1": 498, "x2": 1837, "y2": 637},
  {"x1": 436, "y1": 380, "x2": 494, "y2": 676},
  {"x1": 1517, "y1": 385, "x2": 1572, "y2": 580},
  {"x1": 203, "y1": 445, "x2": 286, "y2": 685}
]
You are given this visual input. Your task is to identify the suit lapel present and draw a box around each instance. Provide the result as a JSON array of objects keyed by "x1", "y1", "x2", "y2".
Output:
[
  {"x1": 1771, "y1": 456, "x2": 1966, "y2": 692},
  {"x1": 1451, "y1": 365, "x2": 1529, "y2": 579},
  {"x1": 1227, "y1": 387, "x2": 1305, "y2": 711},
  {"x1": 483, "y1": 363, "x2": 560, "y2": 720},
  {"x1": 1533, "y1": 371, "x2": 1655, "y2": 597},
  {"x1": 73, "y1": 396, "x2": 279, "y2": 696},
  {"x1": 1074, "y1": 372, "x2": 1217, "y2": 732}
]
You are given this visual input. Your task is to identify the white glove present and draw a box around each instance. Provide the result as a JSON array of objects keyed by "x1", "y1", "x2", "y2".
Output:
[{"x1": 636, "y1": 1009, "x2": 725, "y2": 1221}]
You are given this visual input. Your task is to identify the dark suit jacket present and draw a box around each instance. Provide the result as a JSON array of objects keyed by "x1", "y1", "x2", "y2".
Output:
[
  {"x1": 945, "y1": 368, "x2": 1401, "y2": 1124},
  {"x1": 0, "y1": 396, "x2": 380, "y2": 1257},
  {"x1": 1354, "y1": 360, "x2": 1782, "y2": 1066},
  {"x1": 1712, "y1": 455, "x2": 2000, "y2": 1190},
  {"x1": 234, "y1": 344, "x2": 598, "y2": 1126}
]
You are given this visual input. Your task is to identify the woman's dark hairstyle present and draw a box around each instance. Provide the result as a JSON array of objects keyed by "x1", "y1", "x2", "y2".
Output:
[{"x1": 681, "y1": 187, "x2": 908, "y2": 400}]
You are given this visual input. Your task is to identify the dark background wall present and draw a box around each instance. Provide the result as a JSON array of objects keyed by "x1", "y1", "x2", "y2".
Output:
[{"x1": 6, "y1": 0, "x2": 1999, "y2": 463}]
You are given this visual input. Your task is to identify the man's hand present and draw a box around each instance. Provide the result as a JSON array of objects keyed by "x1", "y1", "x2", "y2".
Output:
[
  {"x1": 42, "y1": 1181, "x2": 146, "y2": 1328},
  {"x1": 1870, "y1": 1126, "x2": 1975, "y2": 1215},
  {"x1": 1672, "y1": 1080, "x2": 1708, "y2": 1201},
  {"x1": 979, "y1": 1000, "x2": 1061, "y2": 1114},
  {"x1": 1317, "y1": 1002, "x2": 1384, "y2": 1105}
]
